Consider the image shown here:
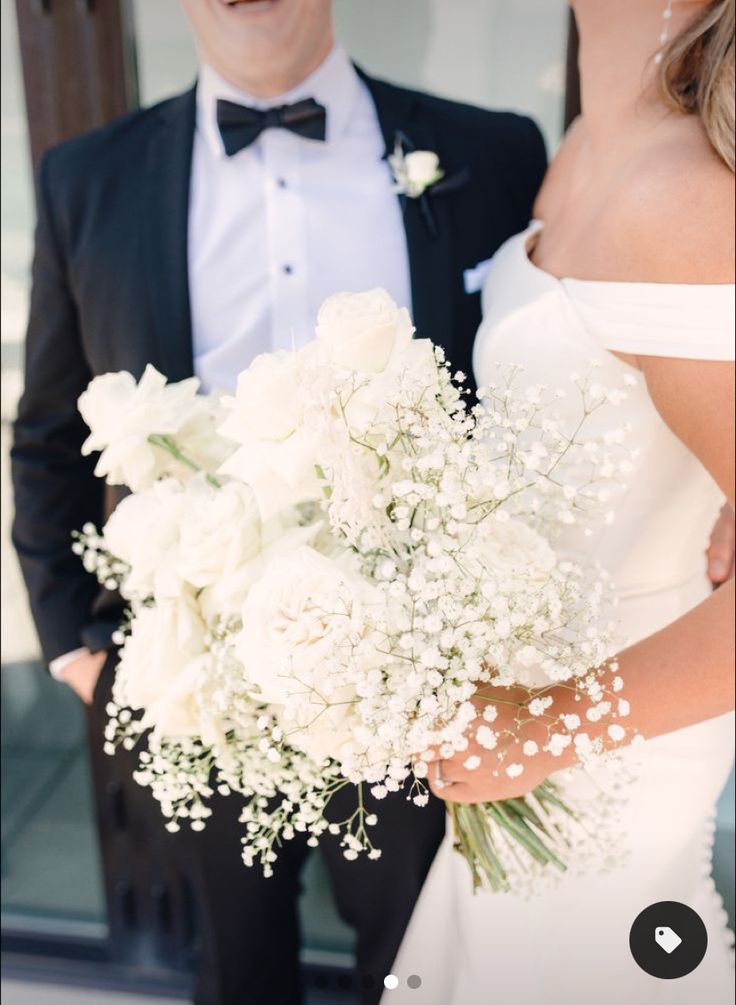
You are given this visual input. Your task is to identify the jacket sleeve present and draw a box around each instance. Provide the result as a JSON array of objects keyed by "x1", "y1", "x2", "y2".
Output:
[{"x1": 10, "y1": 150, "x2": 108, "y2": 665}]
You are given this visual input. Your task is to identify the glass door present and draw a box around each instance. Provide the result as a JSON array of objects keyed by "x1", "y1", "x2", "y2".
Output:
[{"x1": 1, "y1": 0, "x2": 107, "y2": 945}]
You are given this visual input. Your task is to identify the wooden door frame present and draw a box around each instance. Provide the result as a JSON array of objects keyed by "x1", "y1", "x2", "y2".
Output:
[{"x1": 14, "y1": 0, "x2": 137, "y2": 176}]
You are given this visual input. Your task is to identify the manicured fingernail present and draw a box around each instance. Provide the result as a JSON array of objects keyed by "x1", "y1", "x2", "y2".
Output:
[{"x1": 710, "y1": 560, "x2": 727, "y2": 578}]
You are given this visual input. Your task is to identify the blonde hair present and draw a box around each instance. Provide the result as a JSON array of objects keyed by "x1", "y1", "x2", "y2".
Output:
[{"x1": 658, "y1": 0, "x2": 735, "y2": 171}]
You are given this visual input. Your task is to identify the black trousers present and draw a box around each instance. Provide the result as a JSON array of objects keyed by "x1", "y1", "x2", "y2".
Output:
[{"x1": 88, "y1": 653, "x2": 445, "y2": 1005}]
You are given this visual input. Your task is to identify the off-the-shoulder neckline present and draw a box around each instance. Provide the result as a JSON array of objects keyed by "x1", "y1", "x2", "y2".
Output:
[{"x1": 522, "y1": 220, "x2": 735, "y2": 293}]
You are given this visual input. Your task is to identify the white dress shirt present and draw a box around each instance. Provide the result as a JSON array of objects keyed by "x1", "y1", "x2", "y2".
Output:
[
  {"x1": 189, "y1": 44, "x2": 412, "y2": 393},
  {"x1": 51, "y1": 45, "x2": 412, "y2": 678}
]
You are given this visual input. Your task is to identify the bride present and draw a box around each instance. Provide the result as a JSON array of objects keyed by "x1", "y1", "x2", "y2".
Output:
[{"x1": 384, "y1": 1, "x2": 735, "y2": 1002}]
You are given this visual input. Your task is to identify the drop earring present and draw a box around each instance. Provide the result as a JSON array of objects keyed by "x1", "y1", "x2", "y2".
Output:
[{"x1": 654, "y1": 1, "x2": 674, "y2": 65}]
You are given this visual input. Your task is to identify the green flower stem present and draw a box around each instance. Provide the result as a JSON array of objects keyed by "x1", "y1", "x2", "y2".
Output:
[
  {"x1": 147, "y1": 433, "x2": 221, "y2": 488},
  {"x1": 448, "y1": 781, "x2": 572, "y2": 893}
]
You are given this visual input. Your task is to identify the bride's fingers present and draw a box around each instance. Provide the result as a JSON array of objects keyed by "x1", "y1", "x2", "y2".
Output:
[
  {"x1": 433, "y1": 783, "x2": 477, "y2": 805},
  {"x1": 438, "y1": 762, "x2": 467, "y2": 785}
]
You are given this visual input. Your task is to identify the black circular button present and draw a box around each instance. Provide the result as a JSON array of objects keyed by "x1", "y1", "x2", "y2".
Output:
[{"x1": 629, "y1": 901, "x2": 708, "y2": 979}]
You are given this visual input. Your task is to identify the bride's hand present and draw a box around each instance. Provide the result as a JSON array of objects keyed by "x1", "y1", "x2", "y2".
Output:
[{"x1": 427, "y1": 686, "x2": 577, "y2": 805}]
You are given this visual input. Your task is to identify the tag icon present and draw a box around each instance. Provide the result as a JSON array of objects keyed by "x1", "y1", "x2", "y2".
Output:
[
  {"x1": 655, "y1": 926, "x2": 682, "y2": 954},
  {"x1": 631, "y1": 902, "x2": 706, "y2": 978}
]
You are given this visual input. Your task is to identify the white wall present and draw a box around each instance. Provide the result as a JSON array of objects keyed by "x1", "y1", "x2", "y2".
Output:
[{"x1": 133, "y1": 0, "x2": 569, "y2": 149}]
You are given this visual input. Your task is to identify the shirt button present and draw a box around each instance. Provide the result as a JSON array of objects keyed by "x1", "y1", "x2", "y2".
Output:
[
  {"x1": 283, "y1": 264, "x2": 293, "y2": 275},
  {"x1": 277, "y1": 178, "x2": 288, "y2": 189}
]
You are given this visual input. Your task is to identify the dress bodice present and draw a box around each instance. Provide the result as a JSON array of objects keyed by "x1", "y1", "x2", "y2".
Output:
[{"x1": 473, "y1": 221, "x2": 734, "y2": 622}]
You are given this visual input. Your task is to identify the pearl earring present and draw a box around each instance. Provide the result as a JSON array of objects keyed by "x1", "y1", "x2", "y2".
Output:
[{"x1": 654, "y1": 1, "x2": 674, "y2": 65}]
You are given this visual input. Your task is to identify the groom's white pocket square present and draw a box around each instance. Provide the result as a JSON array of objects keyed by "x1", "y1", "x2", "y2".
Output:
[{"x1": 463, "y1": 258, "x2": 493, "y2": 294}]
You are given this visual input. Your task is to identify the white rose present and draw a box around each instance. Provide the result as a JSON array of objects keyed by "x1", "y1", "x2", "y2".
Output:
[
  {"x1": 104, "y1": 475, "x2": 262, "y2": 601},
  {"x1": 78, "y1": 364, "x2": 203, "y2": 491},
  {"x1": 315, "y1": 289, "x2": 414, "y2": 374},
  {"x1": 341, "y1": 338, "x2": 440, "y2": 437},
  {"x1": 218, "y1": 432, "x2": 321, "y2": 521},
  {"x1": 142, "y1": 656, "x2": 208, "y2": 741},
  {"x1": 198, "y1": 519, "x2": 322, "y2": 623},
  {"x1": 218, "y1": 351, "x2": 303, "y2": 445},
  {"x1": 279, "y1": 691, "x2": 361, "y2": 765},
  {"x1": 403, "y1": 150, "x2": 443, "y2": 194},
  {"x1": 389, "y1": 147, "x2": 444, "y2": 198},
  {"x1": 237, "y1": 545, "x2": 368, "y2": 704},
  {"x1": 217, "y1": 350, "x2": 323, "y2": 520},
  {"x1": 176, "y1": 477, "x2": 261, "y2": 589},
  {"x1": 114, "y1": 594, "x2": 207, "y2": 737},
  {"x1": 103, "y1": 479, "x2": 186, "y2": 600},
  {"x1": 469, "y1": 517, "x2": 556, "y2": 586},
  {"x1": 177, "y1": 397, "x2": 236, "y2": 474}
]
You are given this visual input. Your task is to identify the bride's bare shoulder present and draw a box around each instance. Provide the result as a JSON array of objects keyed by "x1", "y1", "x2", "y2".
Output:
[{"x1": 605, "y1": 125, "x2": 735, "y2": 284}]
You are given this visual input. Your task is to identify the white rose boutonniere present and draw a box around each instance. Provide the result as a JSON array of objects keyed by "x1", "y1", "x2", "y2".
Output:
[{"x1": 389, "y1": 142, "x2": 444, "y2": 199}]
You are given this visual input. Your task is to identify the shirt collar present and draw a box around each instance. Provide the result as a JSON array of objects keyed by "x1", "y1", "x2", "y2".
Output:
[{"x1": 197, "y1": 43, "x2": 360, "y2": 158}]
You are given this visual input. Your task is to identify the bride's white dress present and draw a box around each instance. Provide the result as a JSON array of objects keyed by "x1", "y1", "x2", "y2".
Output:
[{"x1": 382, "y1": 221, "x2": 735, "y2": 1005}]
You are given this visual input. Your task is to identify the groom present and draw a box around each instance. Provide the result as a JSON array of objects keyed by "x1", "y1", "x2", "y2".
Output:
[{"x1": 11, "y1": 1, "x2": 547, "y2": 1003}]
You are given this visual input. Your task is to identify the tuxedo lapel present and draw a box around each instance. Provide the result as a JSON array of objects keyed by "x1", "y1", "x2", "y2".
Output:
[
  {"x1": 142, "y1": 87, "x2": 197, "y2": 382},
  {"x1": 358, "y1": 70, "x2": 455, "y2": 358}
]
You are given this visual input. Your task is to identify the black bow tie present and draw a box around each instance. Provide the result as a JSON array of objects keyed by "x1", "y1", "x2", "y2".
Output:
[{"x1": 216, "y1": 97, "x2": 327, "y2": 155}]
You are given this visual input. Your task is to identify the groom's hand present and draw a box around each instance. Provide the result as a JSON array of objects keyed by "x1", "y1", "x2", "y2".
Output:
[
  {"x1": 707, "y1": 504, "x2": 735, "y2": 587},
  {"x1": 60, "y1": 649, "x2": 108, "y2": 705}
]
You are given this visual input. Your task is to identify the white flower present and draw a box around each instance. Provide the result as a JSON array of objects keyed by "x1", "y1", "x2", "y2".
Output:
[
  {"x1": 506, "y1": 763, "x2": 524, "y2": 778},
  {"x1": 103, "y1": 479, "x2": 186, "y2": 600},
  {"x1": 218, "y1": 351, "x2": 303, "y2": 444},
  {"x1": 315, "y1": 288, "x2": 414, "y2": 374},
  {"x1": 239, "y1": 546, "x2": 367, "y2": 694},
  {"x1": 547, "y1": 733, "x2": 572, "y2": 756},
  {"x1": 608, "y1": 724, "x2": 626, "y2": 742},
  {"x1": 470, "y1": 517, "x2": 556, "y2": 587},
  {"x1": 104, "y1": 475, "x2": 262, "y2": 602},
  {"x1": 528, "y1": 695, "x2": 554, "y2": 717},
  {"x1": 114, "y1": 595, "x2": 207, "y2": 737},
  {"x1": 235, "y1": 546, "x2": 375, "y2": 761},
  {"x1": 79, "y1": 365, "x2": 203, "y2": 491},
  {"x1": 216, "y1": 350, "x2": 325, "y2": 519},
  {"x1": 475, "y1": 725, "x2": 498, "y2": 750},
  {"x1": 463, "y1": 755, "x2": 481, "y2": 770},
  {"x1": 199, "y1": 519, "x2": 322, "y2": 622},
  {"x1": 388, "y1": 144, "x2": 444, "y2": 199},
  {"x1": 219, "y1": 435, "x2": 322, "y2": 522},
  {"x1": 176, "y1": 477, "x2": 261, "y2": 589}
]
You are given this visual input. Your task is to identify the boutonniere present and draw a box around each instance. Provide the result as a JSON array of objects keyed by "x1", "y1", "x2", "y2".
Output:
[
  {"x1": 388, "y1": 140, "x2": 445, "y2": 199},
  {"x1": 388, "y1": 131, "x2": 470, "y2": 238}
]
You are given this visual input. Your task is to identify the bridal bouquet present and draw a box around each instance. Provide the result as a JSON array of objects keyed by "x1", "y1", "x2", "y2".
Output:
[{"x1": 75, "y1": 289, "x2": 637, "y2": 892}]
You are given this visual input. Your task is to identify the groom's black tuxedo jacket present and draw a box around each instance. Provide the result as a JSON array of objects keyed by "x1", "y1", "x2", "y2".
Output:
[{"x1": 12, "y1": 71, "x2": 546, "y2": 666}]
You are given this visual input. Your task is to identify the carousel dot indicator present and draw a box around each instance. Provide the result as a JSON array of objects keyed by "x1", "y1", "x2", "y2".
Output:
[
  {"x1": 384, "y1": 974, "x2": 399, "y2": 990},
  {"x1": 408, "y1": 974, "x2": 422, "y2": 989}
]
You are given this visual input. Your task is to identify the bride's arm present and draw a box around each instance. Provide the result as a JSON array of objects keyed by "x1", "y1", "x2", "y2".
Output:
[{"x1": 433, "y1": 172, "x2": 735, "y2": 806}]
